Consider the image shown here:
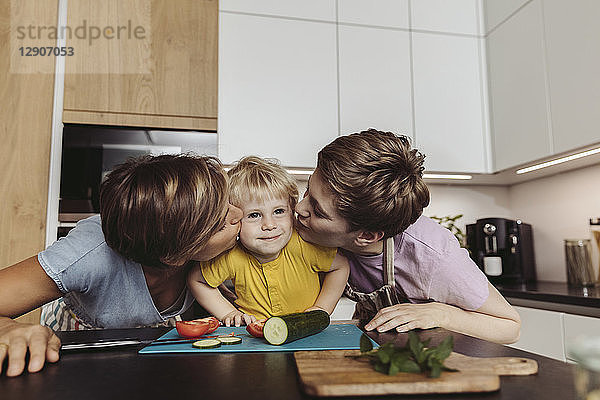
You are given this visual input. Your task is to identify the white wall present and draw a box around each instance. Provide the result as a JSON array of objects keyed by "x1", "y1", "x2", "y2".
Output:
[
  {"x1": 427, "y1": 163, "x2": 600, "y2": 282},
  {"x1": 425, "y1": 184, "x2": 512, "y2": 228},
  {"x1": 509, "y1": 164, "x2": 600, "y2": 281}
]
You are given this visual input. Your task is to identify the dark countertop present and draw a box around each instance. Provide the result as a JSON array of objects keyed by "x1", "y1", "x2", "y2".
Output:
[
  {"x1": 0, "y1": 326, "x2": 576, "y2": 400},
  {"x1": 497, "y1": 281, "x2": 600, "y2": 315}
]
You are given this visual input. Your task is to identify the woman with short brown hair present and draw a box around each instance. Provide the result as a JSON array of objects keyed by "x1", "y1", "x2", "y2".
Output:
[
  {"x1": 296, "y1": 129, "x2": 521, "y2": 344},
  {"x1": 0, "y1": 154, "x2": 243, "y2": 377}
]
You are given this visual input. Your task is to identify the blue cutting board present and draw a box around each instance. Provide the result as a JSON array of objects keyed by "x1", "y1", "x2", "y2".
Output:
[{"x1": 139, "y1": 324, "x2": 378, "y2": 354}]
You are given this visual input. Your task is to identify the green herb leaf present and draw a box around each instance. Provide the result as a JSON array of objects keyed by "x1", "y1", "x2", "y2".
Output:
[
  {"x1": 388, "y1": 352, "x2": 408, "y2": 376},
  {"x1": 388, "y1": 360, "x2": 400, "y2": 376},
  {"x1": 397, "y1": 359, "x2": 421, "y2": 374},
  {"x1": 374, "y1": 361, "x2": 388, "y2": 374},
  {"x1": 435, "y1": 335, "x2": 454, "y2": 360},
  {"x1": 360, "y1": 332, "x2": 457, "y2": 378},
  {"x1": 360, "y1": 333, "x2": 373, "y2": 353},
  {"x1": 377, "y1": 343, "x2": 395, "y2": 364},
  {"x1": 430, "y1": 363, "x2": 442, "y2": 378},
  {"x1": 408, "y1": 332, "x2": 423, "y2": 359}
]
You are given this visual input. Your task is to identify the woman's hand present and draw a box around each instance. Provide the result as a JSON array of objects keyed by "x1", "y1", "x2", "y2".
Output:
[
  {"x1": 221, "y1": 310, "x2": 256, "y2": 327},
  {"x1": 363, "y1": 302, "x2": 450, "y2": 333},
  {"x1": 0, "y1": 317, "x2": 61, "y2": 377}
]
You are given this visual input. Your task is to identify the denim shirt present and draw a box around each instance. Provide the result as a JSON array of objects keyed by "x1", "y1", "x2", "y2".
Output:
[{"x1": 38, "y1": 215, "x2": 194, "y2": 328}]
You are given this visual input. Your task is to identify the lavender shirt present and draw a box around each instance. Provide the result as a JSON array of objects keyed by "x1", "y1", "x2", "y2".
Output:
[{"x1": 341, "y1": 215, "x2": 489, "y2": 311}]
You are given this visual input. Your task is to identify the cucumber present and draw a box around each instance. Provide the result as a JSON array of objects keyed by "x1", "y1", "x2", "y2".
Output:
[
  {"x1": 217, "y1": 336, "x2": 242, "y2": 345},
  {"x1": 263, "y1": 310, "x2": 330, "y2": 345},
  {"x1": 192, "y1": 339, "x2": 221, "y2": 349}
]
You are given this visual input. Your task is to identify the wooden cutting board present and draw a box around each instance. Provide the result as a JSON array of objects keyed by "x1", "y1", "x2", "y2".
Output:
[{"x1": 294, "y1": 349, "x2": 538, "y2": 396}]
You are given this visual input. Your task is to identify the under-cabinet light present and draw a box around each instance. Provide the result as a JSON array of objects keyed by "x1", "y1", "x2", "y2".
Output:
[
  {"x1": 516, "y1": 147, "x2": 600, "y2": 174},
  {"x1": 286, "y1": 169, "x2": 316, "y2": 175},
  {"x1": 224, "y1": 166, "x2": 314, "y2": 175},
  {"x1": 423, "y1": 174, "x2": 472, "y2": 180},
  {"x1": 226, "y1": 167, "x2": 473, "y2": 180}
]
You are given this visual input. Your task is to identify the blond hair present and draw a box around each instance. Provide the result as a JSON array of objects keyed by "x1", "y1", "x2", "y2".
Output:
[
  {"x1": 317, "y1": 129, "x2": 430, "y2": 237},
  {"x1": 100, "y1": 154, "x2": 229, "y2": 267},
  {"x1": 227, "y1": 156, "x2": 298, "y2": 210}
]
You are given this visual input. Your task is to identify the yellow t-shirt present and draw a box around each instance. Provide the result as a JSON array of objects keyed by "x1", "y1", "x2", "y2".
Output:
[{"x1": 200, "y1": 229, "x2": 337, "y2": 319}]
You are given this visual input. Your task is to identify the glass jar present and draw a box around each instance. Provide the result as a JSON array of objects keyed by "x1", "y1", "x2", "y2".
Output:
[
  {"x1": 569, "y1": 336, "x2": 600, "y2": 400},
  {"x1": 591, "y1": 218, "x2": 600, "y2": 283},
  {"x1": 565, "y1": 239, "x2": 595, "y2": 287}
]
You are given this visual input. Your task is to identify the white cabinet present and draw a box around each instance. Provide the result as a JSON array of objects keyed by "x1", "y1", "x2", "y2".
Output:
[
  {"x1": 218, "y1": 1, "x2": 494, "y2": 173},
  {"x1": 486, "y1": 0, "x2": 600, "y2": 171},
  {"x1": 218, "y1": 12, "x2": 338, "y2": 167},
  {"x1": 337, "y1": 0, "x2": 409, "y2": 28},
  {"x1": 217, "y1": 0, "x2": 600, "y2": 175},
  {"x1": 509, "y1": 306, "x2": 566, "y2": 361},
  {"x1": 219, "y1": 0, "x2": 336, "y2": 22},
  {"x1": 563, "y1": 313, "x2": 600, "y2": 362},
  {"x1": 486, "y1": 0, "x2": 552, "y2": 171},
  {"x1": 483, "y1": 0, "x2": 530, "y2": 33},
  {"x1": 542, "y1": 0, "x2": 600, "y2": 154},
  {"x1": 337, "y1": 25, "x2": 413, "y2": 138},
  {"x1": 412, "y1": 33, "x2": 490, "y2": 173},
  {"x1": 411, "y1": 0, "x2": 481, "y2": 35}
]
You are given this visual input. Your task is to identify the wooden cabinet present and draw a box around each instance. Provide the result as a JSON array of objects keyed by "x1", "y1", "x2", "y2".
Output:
[
  {"x1": 63, "y1": 0, "x2": 218, "y2": 131},
  {"x1": 0, "y1": 0, "x2": 57, "y2": 324},
  {"x1": 217, "y1": 12, "x2": 338, "y2": 167}
]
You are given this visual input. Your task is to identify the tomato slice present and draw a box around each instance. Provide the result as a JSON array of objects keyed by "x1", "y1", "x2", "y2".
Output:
[
  {"x1": 246, "y1": 319, "x2": 266, "y2": 338},
  {"x1": 176, "y1": 317, "x2": 220, "y2": 338},
  {"x1": 176, "y1": 320, "x2": 210, "y2": 338},
  {"x1": 194, "y1": 317, "x2": 220, "y2": 334}
]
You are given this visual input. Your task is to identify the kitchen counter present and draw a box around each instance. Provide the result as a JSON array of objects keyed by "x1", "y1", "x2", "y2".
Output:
[
  {"x1": 0, "y1": 326, "x2": 575, "y2": 399},
  {"x1": 497, "y1": 280, "x2": 600, "y2": 317}
]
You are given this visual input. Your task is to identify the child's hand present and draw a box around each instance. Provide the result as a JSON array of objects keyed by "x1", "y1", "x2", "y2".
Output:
[{"x1": 221, "y1": 310, "x2": 257, "y2": 327}]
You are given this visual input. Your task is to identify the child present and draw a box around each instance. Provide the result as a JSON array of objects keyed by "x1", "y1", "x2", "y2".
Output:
[{"x1": 188, "y1": 156, "x2": 349, "y2": 326}]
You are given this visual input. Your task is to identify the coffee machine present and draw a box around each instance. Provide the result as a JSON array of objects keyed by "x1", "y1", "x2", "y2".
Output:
[{"x1": 466, "y1": 218, "x2": 537, "y2": 284}]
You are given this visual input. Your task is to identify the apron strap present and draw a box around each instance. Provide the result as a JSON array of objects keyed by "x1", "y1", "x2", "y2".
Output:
[
  {"x1": 344, "y1": 235, "x2": 407, "y2": 305},
  {"x1": 382, "y1": 236, "x2": 401, "y2": 305},
  {"x1": 383, "y1": 236, "x2": 395, "y2": 287}
]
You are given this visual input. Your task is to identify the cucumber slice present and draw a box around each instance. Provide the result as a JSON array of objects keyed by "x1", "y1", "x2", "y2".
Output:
[
  {"x1": 217, "y1": 336, "x2": 242, "y2": 345},
  {"x1": 263, "y1": 317, "x2": 288, "y2": 345},
  {"x1": 263, "y1": 310, "x2": 330, "y2": 345},
  {"x1": 192, "y1": 339, "x2": 221, "y2": 349}
]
